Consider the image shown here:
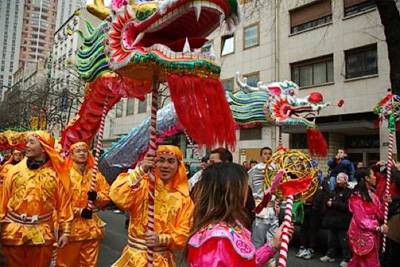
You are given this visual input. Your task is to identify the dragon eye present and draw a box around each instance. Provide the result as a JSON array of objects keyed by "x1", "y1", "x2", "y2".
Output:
[{"x1": 289, "y1": 89, "x2": 295, "y2": 96}]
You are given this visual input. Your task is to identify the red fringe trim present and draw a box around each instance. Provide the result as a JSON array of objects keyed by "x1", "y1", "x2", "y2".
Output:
[
  {"x1": 307, "y1": 128, "x2": 328, "y2": 157},
  {"x1": 167, "y1": 75, "x2": 236, "y2": 149}
]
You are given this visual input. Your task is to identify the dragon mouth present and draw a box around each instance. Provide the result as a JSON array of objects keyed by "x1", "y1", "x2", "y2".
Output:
[
  {"x1": 144, "y1": 1, "x2": 225, "y2": 52},
  {"x1": 286, "y1": 106, "x2": 320, "y2": 123},
  {"x1": 120, "y1": 0, "x2": 234, "y2": 61},
  {"x1": 105, "y1": 0, "x2": 241, "y2": 79}
]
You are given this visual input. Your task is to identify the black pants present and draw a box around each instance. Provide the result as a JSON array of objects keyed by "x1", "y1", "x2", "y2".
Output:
[
  {"x1": 326, "y1": 227, "x2": 352, "y2": 261},
  {"x1": 300, "y1": 205, "x2": 320, "y2": 250}
]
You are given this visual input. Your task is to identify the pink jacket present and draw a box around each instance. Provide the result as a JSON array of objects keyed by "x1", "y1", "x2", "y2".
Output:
[
  {"x1": 348, "y1": 191, "x2": 384, "y2": 257},
  {"x1": 188, "y1": 222, "x2": 277, "y2": 267}
]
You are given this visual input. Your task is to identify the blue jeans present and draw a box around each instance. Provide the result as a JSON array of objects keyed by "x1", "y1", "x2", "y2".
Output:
[{"x1": 329, "y1": 176, "x2": 336, "y2": 191}]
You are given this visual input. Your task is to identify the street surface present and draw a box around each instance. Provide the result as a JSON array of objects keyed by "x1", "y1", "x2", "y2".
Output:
[{"x1": 99, "y1": 210, "x2": 338, "y2": 267}]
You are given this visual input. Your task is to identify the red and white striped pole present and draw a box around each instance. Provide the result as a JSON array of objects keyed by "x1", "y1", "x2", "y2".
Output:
[
  {"x1": 278, "y1": 126, "x2": 282, "y2": 147},
  {"x1": 88, "y1": 97, "x2": 109, "y2": 211},
  {"x1": 50, "y1": 230, "x2": 59, "y2": 267},
  {"x1": 184, "y1": 130, "x2": 200, "y2": 164},
  {"x1": 278, "y1": 194, "x2": 294, "y2": 267},
  {"x1": 382, "y1": 131, "x2": 394, "y2": 253},
  {"x1": 147, "y1": 78, "x2": 159, "y2": 267}
]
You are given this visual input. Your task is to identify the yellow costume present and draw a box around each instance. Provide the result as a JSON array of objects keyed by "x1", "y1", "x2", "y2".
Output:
[
  {"x1": 56, "y1": 142, "x2": 110, "y2": 267},
  {"x1": 0, "y1": 131, "x2": 73, "y2": 267},
  {"x1": 110, "y1": 145, "x2": 194, "y2": 267}
]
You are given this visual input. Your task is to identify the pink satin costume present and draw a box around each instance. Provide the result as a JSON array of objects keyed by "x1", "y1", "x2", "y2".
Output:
[
  {"x1": 188, "y1": 222, "x2": 277, "y2": 267},
  {"x1": 347, "y1": 191, "x2": 384, "y2": 267}
]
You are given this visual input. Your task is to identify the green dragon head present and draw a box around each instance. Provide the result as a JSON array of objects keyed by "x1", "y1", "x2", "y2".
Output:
[{"x1": 232, "y1": 72, "x2": 331, "y2": 129}]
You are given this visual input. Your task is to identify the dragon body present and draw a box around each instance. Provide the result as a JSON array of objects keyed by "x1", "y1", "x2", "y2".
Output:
[{"x1": 99, "y1": 73, "x2": 330, "y2": 180}]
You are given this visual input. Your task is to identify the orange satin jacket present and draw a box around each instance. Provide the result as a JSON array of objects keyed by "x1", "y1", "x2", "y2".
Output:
[
  {"x1": 110, "y1": 166, "x2": 194, "y2": 267},
  {"x1": 68, "y1": 164, "x2": 110, "y2": 242},
  {"x1": 0, "y1": 158, "x2": 73, "y2": 246}
]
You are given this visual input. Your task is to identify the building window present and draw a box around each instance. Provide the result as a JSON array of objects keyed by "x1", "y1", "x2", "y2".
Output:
[
  {"x1": 345, "y1": 44, "x2": 377, "y2": 79},
  {"x1": 126, "y1": 98, "x2": 134, "y2": 115},
  {"x1": 290, "y1": 134, "x2": 308, "y2": 149},
  {"x1": 222, "y1": 79, "x2": 234, "y2": 92},
  {"x1": 290, "y1": 0, "x2": 332, "y2": 34},
  {"x1": 243, "y1": 24, "x2": 259, "y2": 49},
  {"x1": 221, "y1": 34, "x2": 234, "y2": 56},
  {"x1": 138, "y1": 96, "x2": 147, "y2": 113},
  {"x1": 291, "y1": 133, "x2": 329, "y2": 148},
  {"x1": 115, "y1": 100, "x2": 123, "y2": 117},
  {"x1": 239, "y1": 128, "x2": 262, "y2": 141},
  {"x1": 344, "y1": 0, "x2": 375, "y2": 17},
  {"x1": 244, "y1": 72, "x2": 260, "y2": 87},
  {"x1": 345, "y1": 134, "x2": 379, "y2": 148},
  {"x1": 291, "y1": 55, "x2": 333, "y2": 87}
]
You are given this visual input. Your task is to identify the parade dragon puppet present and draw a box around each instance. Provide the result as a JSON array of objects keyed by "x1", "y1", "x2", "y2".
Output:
[
  {"x1": 60, "y1": 0, "x2": 243, "y2": 153},
  {"x1": 99, "y1": 72, "x2": 331, "y2": 180}
]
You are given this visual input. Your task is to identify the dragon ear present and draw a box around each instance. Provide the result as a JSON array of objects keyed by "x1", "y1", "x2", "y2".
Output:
[{"x1": 267, "y1": 85, "x2": 282, "y2": 96}]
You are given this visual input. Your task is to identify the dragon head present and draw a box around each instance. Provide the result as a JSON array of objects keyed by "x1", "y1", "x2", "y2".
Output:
[
  {"x1": 83, "y1": 0, "x2": 241, "y2": 81},
  {"x1": 64, "y1": 0, "x2": 240, "y2": 151},
  {"x1": 234, "y1": 72, "x2": 330, "y2": 129}
]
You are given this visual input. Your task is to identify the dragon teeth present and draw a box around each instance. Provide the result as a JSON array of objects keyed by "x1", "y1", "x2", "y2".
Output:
[
  {"x1": 183, "y1": 37, "x2": 191, "y2": 53},
  {"x1": 131, "y1": 32, "x2": 145, "y2": 47},
  {"x1": 194, "y1": 2, "x2": 202, "y2": 22}
]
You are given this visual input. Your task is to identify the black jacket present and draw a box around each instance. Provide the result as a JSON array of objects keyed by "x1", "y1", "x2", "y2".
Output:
[{"x1": 323, "y1": 186, "x2": 353, "y2": 230}]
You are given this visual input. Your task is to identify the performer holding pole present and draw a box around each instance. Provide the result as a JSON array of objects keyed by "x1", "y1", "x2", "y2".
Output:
[
  {"x1": 110, "y1": 71, "x2": 193, "y2": 267},
  {"x1": 56, "y1": 142, "x2": 110, "y2": 266},
  {"x1": 110, "y1": 145, "x2": 194, "y2": 267}
]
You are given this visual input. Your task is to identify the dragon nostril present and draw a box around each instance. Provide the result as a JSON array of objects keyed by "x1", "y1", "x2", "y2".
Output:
[{"x1": 308, "y1": 92, "x2": 323, "y2": 104}]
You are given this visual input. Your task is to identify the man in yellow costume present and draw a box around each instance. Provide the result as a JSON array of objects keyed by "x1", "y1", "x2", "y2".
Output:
[
  {"x1": 110, "y1": 145, "x2": 194, "y2": 267},
  {"x1": 0, "y1": 131, "x2": 73, "y2": 267},
  {"x1": 56, "y1": 141, "x2": 110, "y2": 266}
]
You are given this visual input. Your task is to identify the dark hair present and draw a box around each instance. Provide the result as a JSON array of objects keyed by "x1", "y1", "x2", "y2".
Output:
[
  {"x1": 185, "y1": 163, "x2": 249, "y2": 260},
  {"x1": 354, "y1": 167, "x2": 372, "y2": 202},
  {"x1": 191, "y1": 163, "x2": 249, "y2": 229},
  {"x1": 210, "y1": 147, "x2": 233, "y2": 163},
  {"x1": 260, "y1": 147, "x2": 272, "y2": 156},
  {"x1": 250, "y1": 160, "x2": 257, "y2": 164},
  {"x1": 201, "y1": 155, "x2": 209, "y2": 163}
]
